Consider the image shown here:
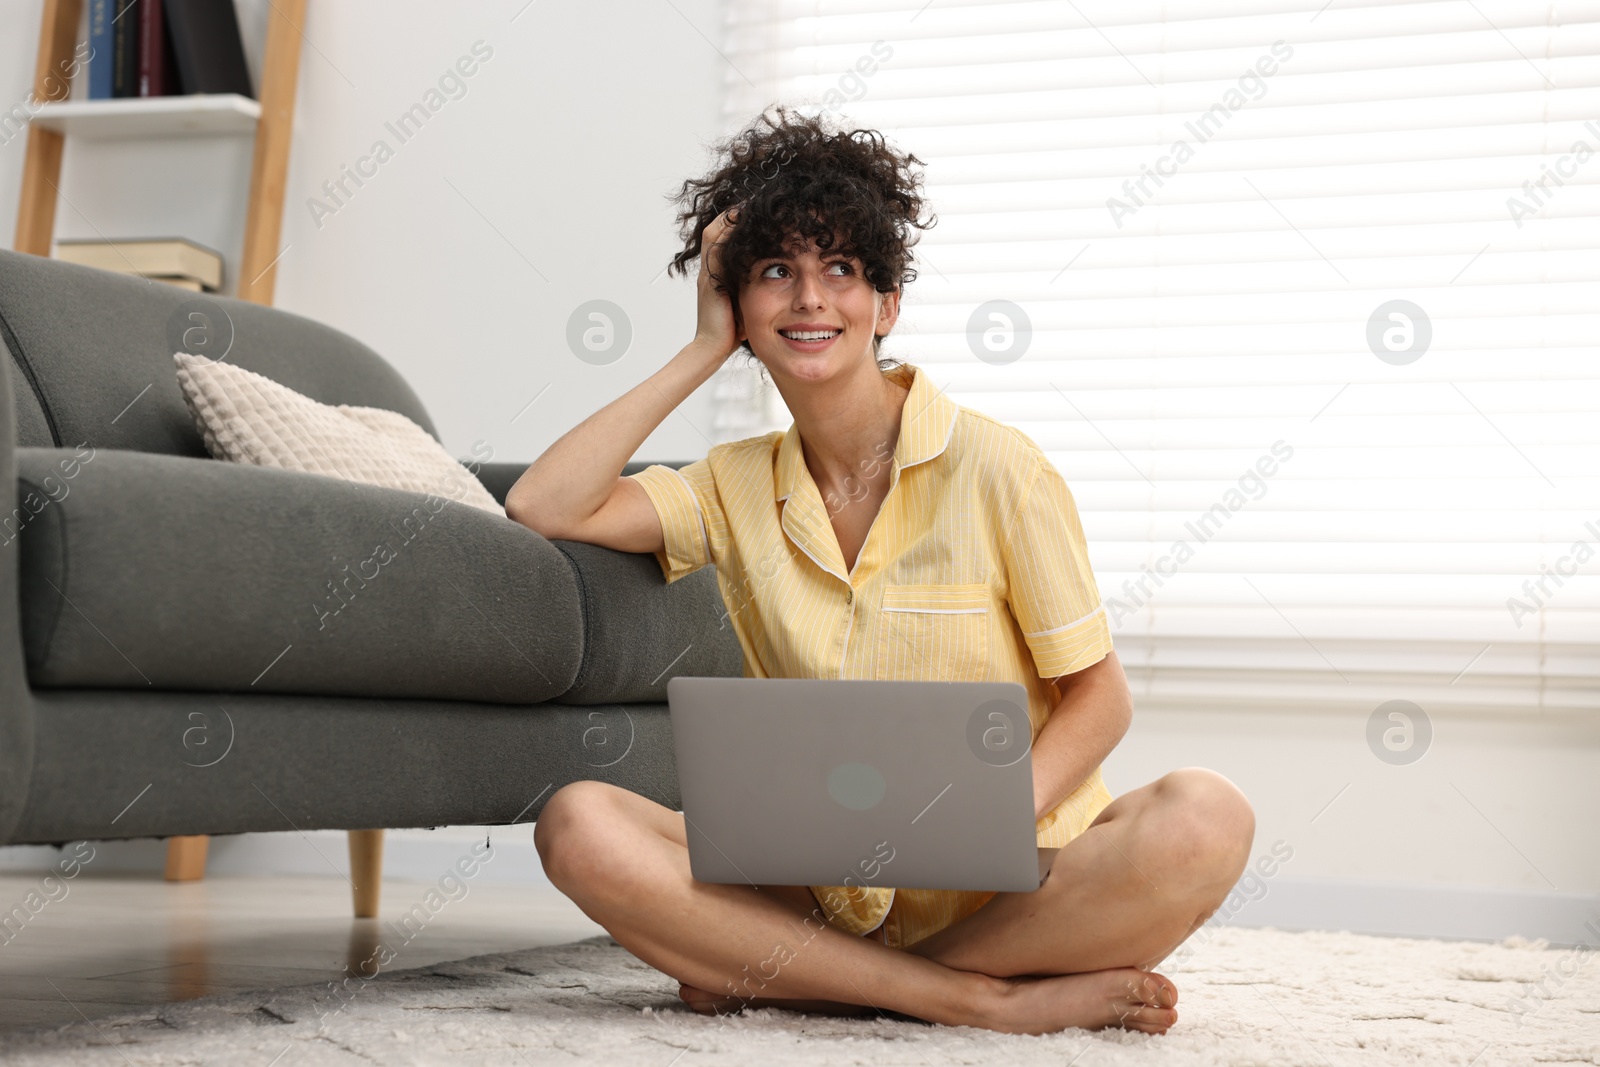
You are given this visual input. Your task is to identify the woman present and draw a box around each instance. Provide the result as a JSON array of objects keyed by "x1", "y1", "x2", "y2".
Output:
[{"x1": 508, "y1": 107, "x2": 1255, "y2": 1036}]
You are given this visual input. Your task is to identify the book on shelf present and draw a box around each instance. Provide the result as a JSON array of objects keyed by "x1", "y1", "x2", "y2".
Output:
[
  {"x1": 109, "y1": 0, "x2": 134, "y2": 97},
  {"x1": 89, "y1": 0, "x2": 254, "y2": 101},
  {"x1": 54, "y1": 237, "x2": 224, "y2": 291},
  {"x1": 111, "y1": 0, "x2": 150, "y2": 97},
  {"x1": 87, "y1": 0, "x2": 112, "y2": 99},
  {"x1": 165, "y1": 0, "x2": 255, "y2": 97},
  {"x1": 137, "y1": 0, "x2": 180, "y2": 96}
]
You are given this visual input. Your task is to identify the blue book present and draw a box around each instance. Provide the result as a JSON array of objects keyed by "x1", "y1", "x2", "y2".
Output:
[{"x1": 88, "y1": 0, "x2": 113, "y2": 99}]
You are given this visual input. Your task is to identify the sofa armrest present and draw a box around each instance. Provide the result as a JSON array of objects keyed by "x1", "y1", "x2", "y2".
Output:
[
  {"x1": 469, "y1": 460, "x2": 739, "y2": 701},
  {"x1": 12, "y1": 447, "x2": 584, "y2": 704},
  {"x1": 0, "y1": 359, "x2": 36, "y2": 843},
  {"x1": 474, "y1": 459, "x2": 690, "y2": 507},
  {"x1": 472, "y1": 461, "x2": 526, "y2": 507},
  {"x1": 552, "y1": 539, "x2": 744, "y2": 704}
]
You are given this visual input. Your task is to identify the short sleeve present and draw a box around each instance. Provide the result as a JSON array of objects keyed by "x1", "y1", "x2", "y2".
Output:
[
  {"x1": 627, "y1": 460, "x2": 719, "y2": 584},
  {"x1": 1001, "y1": 455, "x2": 1113, "y2": 678}
]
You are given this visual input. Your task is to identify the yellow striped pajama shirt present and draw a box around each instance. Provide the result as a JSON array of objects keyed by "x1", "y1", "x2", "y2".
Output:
[{"x1": 629, "y1": 361, "x2": 1115, "y2": 949}]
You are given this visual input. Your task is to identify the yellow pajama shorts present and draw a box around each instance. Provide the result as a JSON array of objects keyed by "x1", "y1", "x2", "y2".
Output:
[{"x1": 809, "y1": 768, "x2": 1116, "y2": 950}]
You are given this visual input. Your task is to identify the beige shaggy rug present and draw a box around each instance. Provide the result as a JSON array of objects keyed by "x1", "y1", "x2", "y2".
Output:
[{"x1": 3, "y1": 927, "x2": 1596, "y2": 1066}]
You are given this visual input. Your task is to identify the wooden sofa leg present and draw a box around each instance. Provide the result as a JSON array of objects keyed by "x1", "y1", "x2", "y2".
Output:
[
  {"x1": 164, "y1": 836, "x2": 210, "y2": 881},
  {"x1": 348, "y1": 829, "x2": 384, "y2": 918}
]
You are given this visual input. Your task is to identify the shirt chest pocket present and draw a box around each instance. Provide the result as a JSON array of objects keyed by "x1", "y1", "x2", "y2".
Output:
[{"x1": 873, "y1": 583, "x2": 991, "y2": 682}]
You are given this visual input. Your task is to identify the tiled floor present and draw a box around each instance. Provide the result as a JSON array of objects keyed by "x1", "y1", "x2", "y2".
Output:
[{"x1": 0, "y1": 871, "x2": 603, "y2": 1033}]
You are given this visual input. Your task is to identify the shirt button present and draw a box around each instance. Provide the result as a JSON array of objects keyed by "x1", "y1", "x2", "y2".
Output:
[{"x1": 846, "y1": 590, "x2": 854, "y2": 604}]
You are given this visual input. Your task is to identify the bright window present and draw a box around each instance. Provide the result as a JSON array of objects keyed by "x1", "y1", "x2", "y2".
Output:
[{"x1": 715, "y1": 1, "x2": 1600, "y2": 715}]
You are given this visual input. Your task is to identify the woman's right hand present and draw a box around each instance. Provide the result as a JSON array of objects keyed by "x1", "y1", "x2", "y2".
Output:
[{"x1": 690, "y1": 206, "x2": 743, "y2": 364}]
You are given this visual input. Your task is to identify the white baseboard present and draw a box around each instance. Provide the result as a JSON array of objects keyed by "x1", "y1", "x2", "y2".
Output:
[
  {"x1": 5, "y1": 835, "x2": 1596, "y2": 946},
  {"x1": 1212, "y1": 875, "x2": 1598, "y2": 947},
  {"x1": 0, "y1": 826, "x2": 558, "y2": 891}
]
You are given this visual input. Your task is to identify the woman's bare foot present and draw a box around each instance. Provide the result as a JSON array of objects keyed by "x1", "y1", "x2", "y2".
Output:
[
  {"x1": 981, "y1": 967, "x2": 1179, "y2": 1035},
  {"x1": 679, "y1": 967, "x2": 1177, "y2": 1036},
  {"x1": 677, "y1": 982, "x2": 875, "y2": 1018}
]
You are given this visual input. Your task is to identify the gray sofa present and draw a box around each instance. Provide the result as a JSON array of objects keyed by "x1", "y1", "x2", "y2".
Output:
[{"x1": 0, "y1": 248, "x2": 741, "y2": 887}]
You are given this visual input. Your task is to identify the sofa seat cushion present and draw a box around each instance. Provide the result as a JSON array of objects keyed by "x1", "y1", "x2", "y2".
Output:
[{"x1": 12, "y1": 447, "x2": 583, "y2": 704}]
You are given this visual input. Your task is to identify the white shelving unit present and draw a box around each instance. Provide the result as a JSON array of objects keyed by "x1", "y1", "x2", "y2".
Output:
[
  {"x1": 30, "y1": 93, "x2": 260, "y2": 139},
  {"x1": 16, "y1": 0, "x2": 326, "y2": 900}
]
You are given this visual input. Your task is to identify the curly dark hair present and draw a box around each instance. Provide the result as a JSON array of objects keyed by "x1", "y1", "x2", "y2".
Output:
[{"x1": 666, "y1": 104, "x2": 937, "y2": 367}]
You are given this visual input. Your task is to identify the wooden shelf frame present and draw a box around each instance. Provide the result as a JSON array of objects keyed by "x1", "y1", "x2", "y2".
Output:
[{"x1": 14, "y1": 0, "x2": 305, "y2": 306}]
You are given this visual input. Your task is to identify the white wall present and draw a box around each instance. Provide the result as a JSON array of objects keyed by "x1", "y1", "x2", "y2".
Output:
[
  {"x1": 0, "y1": 0, "x2": 732, "y2": 464},
  {"x1": 1104, "y1": 707, "x2": 1600, "y2": 941}
]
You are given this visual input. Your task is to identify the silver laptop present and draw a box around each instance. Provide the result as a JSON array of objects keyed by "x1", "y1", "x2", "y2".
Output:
[{"x1": 667, "y1": 677, "x2": 1045, "y2": 893}]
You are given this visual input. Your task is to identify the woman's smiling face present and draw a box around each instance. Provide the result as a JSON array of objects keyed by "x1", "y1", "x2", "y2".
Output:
[{"x1": 736, "y1": 236, "x2": 899, "y2": 383}]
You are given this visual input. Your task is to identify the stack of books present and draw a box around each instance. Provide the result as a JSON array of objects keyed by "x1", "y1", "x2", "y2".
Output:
[
  {"x1": 55, "y1": 238, "x2": 224, "y2": 292},
  {"x1": 87, "y1": 0, "x2": 254, "y2": 100}
]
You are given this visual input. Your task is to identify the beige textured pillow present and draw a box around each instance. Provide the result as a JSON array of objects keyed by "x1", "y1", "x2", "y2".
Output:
[{"x1": 173, "y1": 352, "x2": 503, "y2": 516}]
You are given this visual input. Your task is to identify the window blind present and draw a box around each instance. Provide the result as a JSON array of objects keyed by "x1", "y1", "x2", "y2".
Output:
[{"x1": 713, "y1": 0, "x2": 1600, "y2": 715}]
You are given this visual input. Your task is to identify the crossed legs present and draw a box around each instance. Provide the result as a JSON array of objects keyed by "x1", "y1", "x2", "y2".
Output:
[{"x1": 533, "y1": 767, "x2": 1254, "y2": 1035}]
